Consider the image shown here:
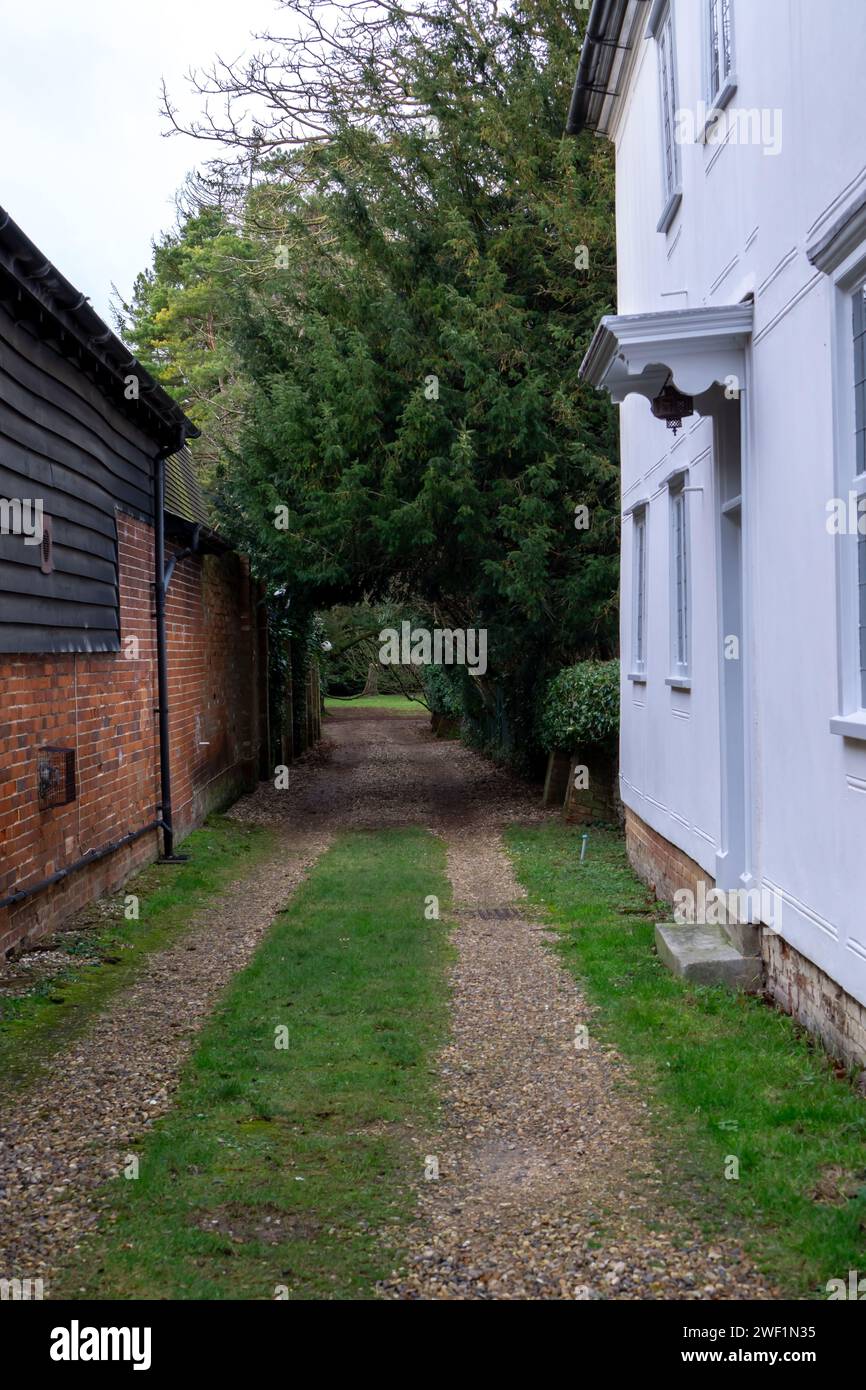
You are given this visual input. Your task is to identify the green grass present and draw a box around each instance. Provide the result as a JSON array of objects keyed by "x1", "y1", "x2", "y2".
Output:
[
  {"x1": 505, "y1": 823, "x2": 866, "y2": 1299},
  {"x1": 58, "y1": 827, "x2": 452, "y2": 1301},
  {"x1": 0, "y1": 817, "x2": 275, "y2": 1095},
  {"x1": 324, "y1": 694, "x2": 427, "y2": 715}
]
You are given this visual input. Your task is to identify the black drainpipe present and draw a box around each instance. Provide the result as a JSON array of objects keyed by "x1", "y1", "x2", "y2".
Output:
[
  {"x1": 0, "y1": 822, "x2": 163, "y2": 913},
  {"x1": 153, "y1": 430, "x2": 189, "y2": 863}
]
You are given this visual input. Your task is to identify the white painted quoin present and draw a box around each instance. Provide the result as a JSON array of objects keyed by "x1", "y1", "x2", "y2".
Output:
[{"x1": 570, "y1": 0, "x2": 866, "y2": 1020}]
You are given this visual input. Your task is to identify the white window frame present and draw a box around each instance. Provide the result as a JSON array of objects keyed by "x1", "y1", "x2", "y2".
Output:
[
  {"x1": 854, "y1": 285, "x2": 866, "y2": 707},
  {"x1": 829, "y1": 252, "x2": 866, "y2": 738},
  {"x1": 648, "y1": 0, "x2": 682, "y2": 234},
  {"x1": 704, "y1": 0, "x2": 737, "y2": 115},
  {"x1": 630, "y1": 504, "x2": 648, "y2": 679},
  {"x1": 668, "y1": 473, "x2": 691, "y2": 686}
]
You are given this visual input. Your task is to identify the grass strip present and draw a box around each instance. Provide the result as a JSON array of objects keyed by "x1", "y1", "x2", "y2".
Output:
[
  {"x1": 505, "y1": 823, "x2": 866, "y2": 1299},
  {"x1": 0, "y1": 817, "x2": 275, "y2": 1095},
  {"x1": 324, "y1": 695, "x2": 426, "y2": 715},
  {"x1": 58, "y1": 826, "x2": 452, "y2": 1300}
]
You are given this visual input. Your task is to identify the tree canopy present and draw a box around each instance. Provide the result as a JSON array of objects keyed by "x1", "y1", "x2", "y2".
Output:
[{"x1": 123, "y1": 0, "x2": 620, "y2": 766}]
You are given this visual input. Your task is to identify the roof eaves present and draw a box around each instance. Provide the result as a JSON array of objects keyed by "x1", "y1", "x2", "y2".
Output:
[{"x1": 0, "y1": 204, "x2": 199, "y2": 449}]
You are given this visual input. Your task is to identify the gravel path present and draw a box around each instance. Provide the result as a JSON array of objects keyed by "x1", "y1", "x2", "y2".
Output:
[
  {"x1": 0, "y1": 830, "x2": 329, "y2": 1291},
  {"x1": 0, "y1": 713, "x2": 774, "y2": 1299},
  {"x1": 380, "y1": 827, "x2": 775, "y2": 1300}
]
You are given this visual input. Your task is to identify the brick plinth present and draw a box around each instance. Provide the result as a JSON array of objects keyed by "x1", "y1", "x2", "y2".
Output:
[
  {"x1": 764, "y1": 933, "x2": 866, "y2": 1069},
  {"x1": 624, "y1": 806, "x2": 712, "y2": 905},
  {"x1": 563, "y1": 746, "x2": 621, "y2": 825},
  {"x1": 625, "y1": 806, "x2": 866, "y2": 1070}
]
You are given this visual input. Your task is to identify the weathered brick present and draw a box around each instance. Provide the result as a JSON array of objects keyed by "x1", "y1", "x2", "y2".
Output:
[{"x1": 0, "y1": 515, "x2": 263, "y2": 956}]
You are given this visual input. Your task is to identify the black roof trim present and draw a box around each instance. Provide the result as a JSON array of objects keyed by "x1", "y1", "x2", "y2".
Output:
[
  {"x1": 566, "y1": 0, "x2": 647, "y2": 137},
  {"x1": 0, "y1": 204, "x2": 198, "y2": 449}
]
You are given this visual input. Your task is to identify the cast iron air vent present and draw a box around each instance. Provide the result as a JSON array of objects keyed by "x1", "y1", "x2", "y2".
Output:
[{"x1": 37, "y1": 746, "x2": 76, "y2": 809}]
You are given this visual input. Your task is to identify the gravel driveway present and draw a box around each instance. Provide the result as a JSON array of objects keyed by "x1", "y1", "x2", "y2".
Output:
[{"x1": 0, "y1": 712, "x2": 773, "y2": 1299}]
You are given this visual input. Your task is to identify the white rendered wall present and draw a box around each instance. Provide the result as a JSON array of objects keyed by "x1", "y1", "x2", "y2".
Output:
[{"x1": 611, "y1": 0, "x2": 866, "y2": 1004}]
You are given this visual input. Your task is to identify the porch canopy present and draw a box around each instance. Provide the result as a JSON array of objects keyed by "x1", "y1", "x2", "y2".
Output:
[{"x1": 579, "y1": 303, "x2": 754, "y2": 411}]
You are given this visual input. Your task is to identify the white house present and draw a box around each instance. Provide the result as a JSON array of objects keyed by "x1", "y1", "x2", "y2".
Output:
[{"x1": 569, "y1": 0, "x2": 866, "y2": 1066}]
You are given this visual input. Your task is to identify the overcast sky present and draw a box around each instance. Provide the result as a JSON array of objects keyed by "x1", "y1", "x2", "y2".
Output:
[{"x1": 1, "y1": 0, "x2": 283, "y2": 325}]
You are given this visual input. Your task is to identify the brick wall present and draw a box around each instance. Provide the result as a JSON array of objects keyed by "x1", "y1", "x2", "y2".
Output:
[
  {"x1": 0, "y1": 514, "x2": 262, "y2": 957},
  {"x1": 625, "y1": 806, "x2": 866, "y2": 1069},
  {"x1": 564, "y1": 746, "x2": 622, "y2": 825},
  {"x1": 764, "y1": 933, "x2": 866, "y2": 1069},
  {"x1": 0, "y1": 515, "x2": 159, "y2": 955},
  {"x1": 164, "y1": 544, "x2": 260, "y2": 835},
  {"x1": 624, "y1": 806, "x2": 712, "y2": 905}
]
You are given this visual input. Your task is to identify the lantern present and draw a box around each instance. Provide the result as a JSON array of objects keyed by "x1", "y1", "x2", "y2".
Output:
[{"x1": 650, "y1": 380, "x2": 694, "y2": 436}]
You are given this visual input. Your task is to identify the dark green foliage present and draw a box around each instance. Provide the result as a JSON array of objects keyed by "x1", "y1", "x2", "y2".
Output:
[
  {"x1": 124, "y1": 1, "x2": 621, "y2": 766},
  {"x1": 536, "y1": 659, "x2": 620, "y2": 752}
]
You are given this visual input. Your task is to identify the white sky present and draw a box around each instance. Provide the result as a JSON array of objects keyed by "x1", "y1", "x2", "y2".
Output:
[{"x1": 1, "y1": 0, "x2": 283, "y2": 325}]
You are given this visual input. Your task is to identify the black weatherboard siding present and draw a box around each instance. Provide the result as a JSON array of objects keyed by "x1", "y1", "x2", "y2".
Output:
[
  {"x1": 0, "y1": 299, "x2": 154, "y2": 653},
  {"x1": 0, "y1": 206, "x2": 197, "y2": 655}
]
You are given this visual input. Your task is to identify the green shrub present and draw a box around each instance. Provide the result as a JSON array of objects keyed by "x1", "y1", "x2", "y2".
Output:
[
  {"x1": 537, "y1": 660, "x2": 620, "y2": 752},
  {"x1": 421, "y1": 664, "x2": 464, "y2": 718}
]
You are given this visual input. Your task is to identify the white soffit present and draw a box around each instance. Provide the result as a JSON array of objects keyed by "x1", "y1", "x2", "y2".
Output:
[{"x1": 579, "y1": 303, "x2": 754, "y2": 403}]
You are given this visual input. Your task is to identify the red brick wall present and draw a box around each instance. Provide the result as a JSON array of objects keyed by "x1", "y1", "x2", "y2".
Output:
[
  {"x1": 0, "y1": 513, "x2": 261, "y2": 957},
  {"x1": 164, "y1": 544, "x2": 260, "y2": 835},
  {"x1": 624, "y1": 806, "x2": 714, "y2": 906},
  {"x1": 564, "y1": 746, "x2": 622, "y2": 825}
]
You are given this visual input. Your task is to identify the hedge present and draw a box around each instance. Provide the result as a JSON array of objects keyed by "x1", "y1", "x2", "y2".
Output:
[{"x1": 536, "y1": 660, "x2": 620, "y2": 752}]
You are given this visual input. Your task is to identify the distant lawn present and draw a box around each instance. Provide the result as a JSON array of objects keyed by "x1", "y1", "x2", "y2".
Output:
[
  {"x1": 325, "y1": 694, "x2": 427, "y2": 715},
  {"x1": 0, "y1": 817, "x2": 275, "y2": 1096},
  {"x1": 59, "y1": 827, "x2": 452, "y2": 1301},
  {"x1": 505, "y1": 823, "x2": 866, "y2": 1300}
]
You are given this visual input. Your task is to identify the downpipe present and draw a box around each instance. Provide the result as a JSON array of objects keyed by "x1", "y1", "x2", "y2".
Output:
[{"x1": 153, "y1": 431, "x2": 191, "y2": 863}]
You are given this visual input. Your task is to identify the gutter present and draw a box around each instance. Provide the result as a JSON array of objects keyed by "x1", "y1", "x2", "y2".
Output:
[{"x1": 565, "y1": 0, "x2": 646, "y2": 137}]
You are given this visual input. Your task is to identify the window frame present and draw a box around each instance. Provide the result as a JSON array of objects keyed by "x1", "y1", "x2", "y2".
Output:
[
  {"x1": 828, "y1": 247, "x2": 866, "y2": 739},
  {"x1": 668, "y1": 473, "x2": 691, "y2": 686},
  {"x1": 854, "y1": 285, "x2": 866, "y2": 706},
  {"x1": 704, "y1": 0, "x2": 737, "y2": 116},
  {"x1": 650, "y1": 0, "x2": 682, "y2": 234},
  {"x1": 630, "y1": 504, "x2": 649, "y2": 680}
]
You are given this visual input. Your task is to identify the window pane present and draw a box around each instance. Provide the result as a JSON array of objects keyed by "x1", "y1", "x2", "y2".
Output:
[
  {"x1": 672, "y1": 490, "x2": 688, "y2": 670},
  {"x1": 721, "y1": 0, "x2": 733, "y2": 80},
  {"x1": 709, "y1": 0, "x2": 721, "y2": 97},
  {"x1": 709, "y1": 0, "x2": 733, "y2": 101},
  {"x1": 634, "y1": 516, "x2": 646, "y2": 668},
  {"x1": 859, "y1": 530, "x2": 866, "y2": 705},
  {"x1": 855, "y1": 285, "x2": 866, "y2": 476},
  {"x1": 658, "y1": 12, "x2": 679, "y2": 196}
]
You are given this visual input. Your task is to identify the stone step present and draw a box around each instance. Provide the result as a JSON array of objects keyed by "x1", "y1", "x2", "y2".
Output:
[
  {"x1": 721, "y1": 917, "x2": 762, "y2": 958},
  {"x1": 654, "y1": 922, "x2": 763, "y2": 992}
]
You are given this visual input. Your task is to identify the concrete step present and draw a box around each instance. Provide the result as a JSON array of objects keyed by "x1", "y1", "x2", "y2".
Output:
[
  {"x1": 721, "y1": 917, "x2": 762, "y2": 958},
  {"x1": 654, "y1": 922, "x2": 763, "y2": 992}
]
